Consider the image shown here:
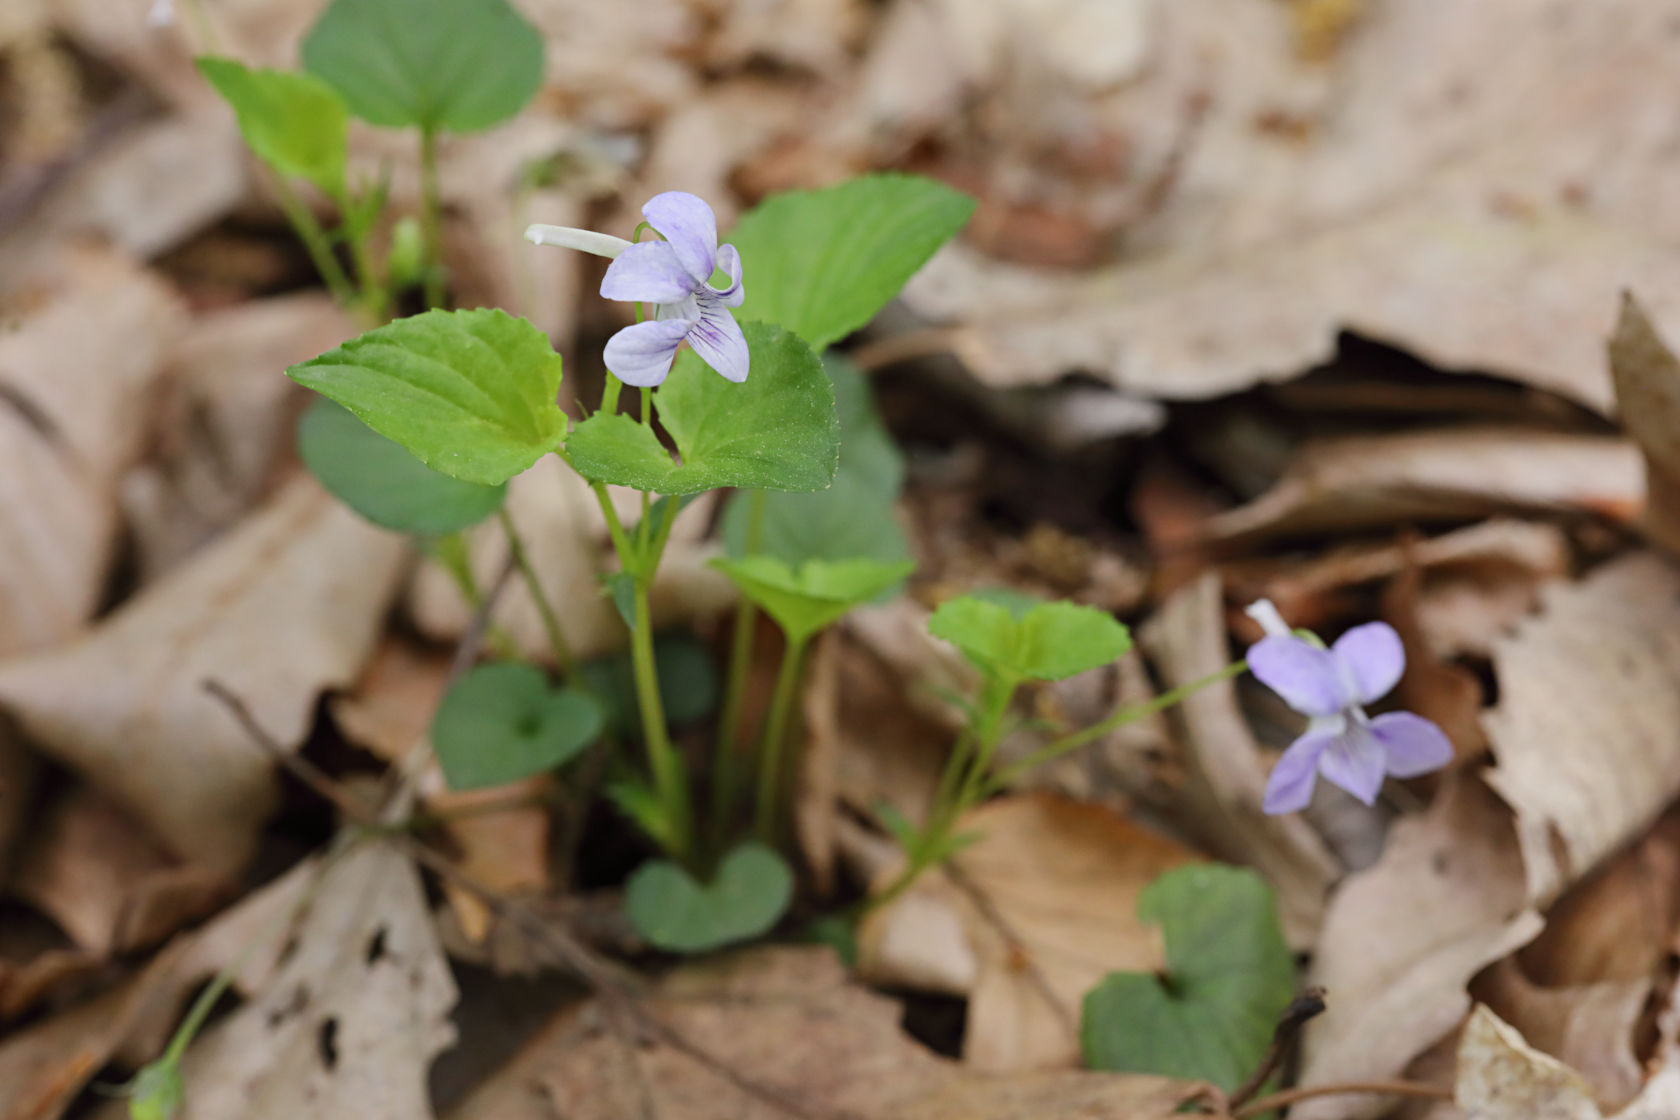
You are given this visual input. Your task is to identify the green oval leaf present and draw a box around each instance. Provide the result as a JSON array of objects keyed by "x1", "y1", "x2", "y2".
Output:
[
  {"x1": 197, "y1": 57, "x2": 348, "y2": 197},
  {"x1": 566, "y1": 321, "x2": 838, "y2": 495},
  {"x1": 625, "y1": 843, "x2": 793, "y2": 954},
  {"x1": 430, "y1": 662, "x2": 602, "y2": 791},
  {"x1": 1080, "y1": 865, "x2": 1295, "y2": 1093},
  {"x1": 929, "y1": 596, "x2": 1132, "y2": 682},
  {"x1": 301, "y1": 0, "x2": 544, "y2": 133},
  {"x1": 711, "y1": 556, "x2": 915, "y2": 643},
  {"x1": 298, "y1": 397, "x2": 506, "y2": 534},
  {"x1": 287, "y1": 308, "x2": 565, "y2": 486},
  {"x1": 728, "y1": 174, "x2": 976, "y2": 351}
]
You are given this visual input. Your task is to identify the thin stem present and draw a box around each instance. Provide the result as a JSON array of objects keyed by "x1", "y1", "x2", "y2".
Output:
[
  {"x1": 419, "y1": 126, "x2": 445, "y2": 310},
  {"x1": 272, "y1": 174, "x2": 355, "y2": 306},
  {"x1": 601, "y1": 372, "x2": 625, "y2": 417},
  {"x1": 434, "y1": 535, "x2": 520, "y2": 661},
  {"x1": 947, "y1": 675, "x2": 1017, "y2": 820},
  {"x1": 752, "y1": 633, "x2": 810, "y2": 845},
  {"x1": 1232, "y1": 1081, "x2": 1452, "y2": 1118},
  {"x1": 336, "y1": 187, "x2": 387, "y2": 323},
  {"x1": 985, "y1": 659, "x2": 1249, "y2": 794},
  {"x1": 632, "y1": 580, "x2": 694, "y2": 865},
  {"x1": 499, "y1": 507, "x2": 575, "y2": 675},
  {"x1": 712, "y1": 489, "x2": 768, "y2": 852}
]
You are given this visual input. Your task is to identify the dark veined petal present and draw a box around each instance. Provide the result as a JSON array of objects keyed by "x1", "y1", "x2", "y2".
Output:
[
  {"x1": 1247, "y1": 635, "x2": 1345, "y2": 718},
  {"x1": 603, "y1": 317, "x2": 693, "y2": 388},
  {"x1": 683, "y1": 297, "x2": 749, "y2": 383},
  {"x1": 1263, "y1": 727, "x2": 1335, "y2": 814},
  {"x1": 1332, "y1": 622, "x2": 1406, "y2": 705},
  {"x1": 643, "y1": 192, "x2": 718, "y2": 285},
  {"x1": 710, "y1": 243, "x2": 745, "y2": 308},
  {"x1": 1317, "y1": 721, "x2": 1387, "y2": 805},
  {"x1": 1370, "y1": 711, "x2": 1454, "y2": 778},
  {"x1": 601, "y1": 241, "x2": 697, "y2": 305}
]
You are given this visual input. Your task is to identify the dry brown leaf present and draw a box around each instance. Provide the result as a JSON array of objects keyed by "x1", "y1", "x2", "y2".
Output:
[
  {"x1": 1608, "y1": 293, "x2": 1680, "y2": 553},
  {"x1": 1293, "y1": 779, "x2": 1543, "y2": 1120},
  {"x1": 1482, "y1": 553, "x2": 1680, "y2": 907},
  {"x1": 1475, "y1": 961, "x2": 1648, "y2": 1111},
  {"x1": 10, "y1": 786, "x2": 227, "y2": 958},
  {"x1": 0, "y1": 245, "x2": 182, "y2": 658},
  {"x1": 409, "y1": 458, "x2": 732, "y2": 662},
  {"x1": 122, "y1": 293, "x2": 356, "y2": 579},
  {"x1": 1199, "y1": 429, "x2": 1642, "y2": 547},
  {"x1": 447, "y1": 944, "x2": 1220, "y2": 1120},
  {"x1": 901, "y1": 0, "x2": 1680, "y2": 410},
  {"x1": 0, "y1": 477, "x2": 406, "y2": 873},
  {"x1": 0, "y1": 723, "x2": 39, "y2": 887},
  {"x1": 128, "y1": 842, "x2": 456, "y2": 1120},
  {"x1": 704, "y1": 0, "x2": 871, "y2": 76},
  {"x1": 1138, "y1": 570, "x2": 1340, "y2": 947},
  {"x1": 862, "y1": 793, "x2": 1200, "y2": 1072}
]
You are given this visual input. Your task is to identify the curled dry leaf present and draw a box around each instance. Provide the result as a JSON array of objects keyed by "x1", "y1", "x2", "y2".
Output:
[
  {"x1": 859, "y1": 793, "x2": 1200, "y2": 1072},
  {"x1": 123, "y1": 292, "x2": 356, "y2": 579},
  {"x1": 1293, "y1": 779, "x2": 1543, "y2": 1120},
  {"x1": 446, "y1": 945, "x2": 1220, "y2": 1120},
  {"x1": 901, "y1": 0, "x2": 1680, "y2": 411},
  {"x1": 1454, "y1": 1005, "x2": 1680, "y2": 1120},
  {"x1": 0, "y1": 245, "x2": 182, "y2": 658},
  {"x1": 1608, "y1": 293, "x2": 1680, "y2": 554},
  {"x1": 0, "y1": 477, "x2": 407, "y2": 874},
  {"x1": 1482, "y1": 553, "x2": 1680, "y2": 907},
  {"x1": 1139, "y1": 570, "x2": 1339, "y2": 948},
  {"x1": 410, "y1": 458, "x2": 732, "y2": 662},
  {"x1": 1199, "y1": 429, "x2": 1642, "y2": 548}
]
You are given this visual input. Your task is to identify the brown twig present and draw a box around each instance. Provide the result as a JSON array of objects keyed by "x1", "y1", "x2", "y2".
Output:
[
  {"x1": 1227, "y1": 986, "x2": 1326, "y2": 1108},
  {"x1": 204, "y1": 679, "x2": 831, "y2": 1120},
  {"x1": 1232, "y1": 1079, "x2": 1453, "y2": 1118}
]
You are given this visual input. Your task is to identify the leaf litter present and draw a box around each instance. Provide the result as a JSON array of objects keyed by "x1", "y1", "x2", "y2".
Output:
[{"x1": 3, "y1": 2, "x2": 1680, "y2": 1119}]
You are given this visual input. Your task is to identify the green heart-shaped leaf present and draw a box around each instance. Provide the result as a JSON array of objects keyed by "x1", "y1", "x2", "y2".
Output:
[
  {"x1": 712, "y1": 555, "x2": 915, "y2": 643},
  {"x1": 301, "y1": 0, "x2": 543, "y2": 134},
  {"x1": 929, "y1": 595, "x2": 1131, "y2": 683},
  {"x1": 287, "y1": 308, "x2": 565, "y2": 486},
  {"x1": 430, "y1": 663, "x2": 603, "y2": 791},
  {"x1": 565, "y1": 321, "x2": 837, "y2": 495},
  {"x1": 728, "y1": 174, "x2": 976, "y2": 351},
  {"x1": 298, "y1": 397, "x2": 506, "y2": 535},
  {"x1": 197, "y1": 57, "x2": 348, "y2": 197},
  {"x1": 1080, "y1": 865, "x2": 1295, "y2": 1093},
  {"x1": 625, "y1": 842, "x2": 793, "y2": 954}
]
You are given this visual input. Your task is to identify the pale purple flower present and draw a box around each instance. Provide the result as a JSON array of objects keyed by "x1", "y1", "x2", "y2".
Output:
[
  {"x1": 525, "y1": 192, "x2": 746, "y2": 388},
  {"x1": 1244, "y1": 599, "x2": 1453, "y2": 814}
]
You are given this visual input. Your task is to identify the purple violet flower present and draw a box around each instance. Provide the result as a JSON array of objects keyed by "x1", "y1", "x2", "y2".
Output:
[
  {"x1": 1244, "y1": 599, "x2": 1454, "y2": 815},
  {"x1": 526, "y1": 192, "x2": 746, "y2": 388}
]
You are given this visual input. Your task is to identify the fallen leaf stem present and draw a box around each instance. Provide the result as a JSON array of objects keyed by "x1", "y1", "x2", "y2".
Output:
[{"x1": 1232, "y1": 1080, "x2": 1453, "y2": 1117}]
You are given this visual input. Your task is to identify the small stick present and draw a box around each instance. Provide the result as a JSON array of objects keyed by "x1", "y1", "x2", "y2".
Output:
[
  {"x1": 1233, "y1": 1079, "x2": 1453, "y2": 1118},
  {"x1": 1227, "y1": 986, "x2": 1326, "y2": 1108}
]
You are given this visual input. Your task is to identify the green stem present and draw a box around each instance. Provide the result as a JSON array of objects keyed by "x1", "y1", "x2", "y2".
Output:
[
  {"x1": 272, "y1": 174, "x2": 355, "y2": 307},
  {"x1": 711, "y1": 489, "x2": 767, "y2": 851},
  {"x1": 337, "y1": 188, "x2": 387, "y2": 323},
  {"x1": 753, "y1": 633, "x2": 810, "y2": 845},
  {"x1": 498, "y1": 508, "x2": 574, "y2": 676},
  {"x1": 601, "y1": 372, "x2": 625, "y2": 417},
  {"x1": 632, "y1": 579, "x2": 693, "y2": 864},
  {"x1": 985, "y1": 659, "x2": 1249, "y2": 794},
  {"x1": 419, "y1": 126, "x2": 446, "y2": 310}
]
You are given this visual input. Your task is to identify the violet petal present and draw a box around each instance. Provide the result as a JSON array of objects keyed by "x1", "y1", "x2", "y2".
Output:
[
  {"x1": 643, "y1": 192, "x2": 718, "y2": 285},
  {"x1": 601, "y1": 241, "x2": 697, "y2": 305},
  {"x1": 683, "y1": 297, "x2": 750, "y2": 383},
  {"x1": 710, "y1": 243, "x2": 745, "y2": 308},
  {"x1": 1317, "y1": 722, "x2": 1387, "y2": 805},
  {"x1": 603, "y1": 317, "x2": 693, "y2": 388},
  {"x1": 1332, "y1": 622, "x2": 1406, "y2": 705},
  {"x1": 1263, "y1": 728, "x2": 1334, "y2": 814},
  {"x1": 1370, "y1": 711, "x2": 1455, "y2": 778},
  {"x1": 1247, "y1": 635, "x2": 1345, "y2": 718}
]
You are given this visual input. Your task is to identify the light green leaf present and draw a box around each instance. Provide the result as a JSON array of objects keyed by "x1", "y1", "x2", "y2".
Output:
[
  {"x1": 728, "y1": 174, "x2": 975, "y2": 351},
  {"x1": 1081, "y1": 865, "x2": 1295, "y2": 1093},
  {"x1": 128, "y1": 1061, "x2": 184, "y2": 1120},
  {"x1": 929, "y1": 596, "x2": 1131, "y2": 682},
  {"x1": 197, "y1": 57, "x2": 348, "y2": 196},
  {"x1": 712, "y1": 555, "x2": 915, "y2": 643},
  {"x1": 430, "y1": 663, "x2": 602, "y2": 791},
  {"x1": 301, "y1": 0, "x2": 543, "y2": 133},
  {"x1": 625, "y1": 843, "x2": 793, "y2": 954},
  {"x1": 566, "y1": 321, "x2": 838, "y2": 495},
  {"x1": 286, "y1": 308, "x2": 565, "y2": 486},
  {"x1": 298, "y1": 397, "x2": 505, "y2": 534}
]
